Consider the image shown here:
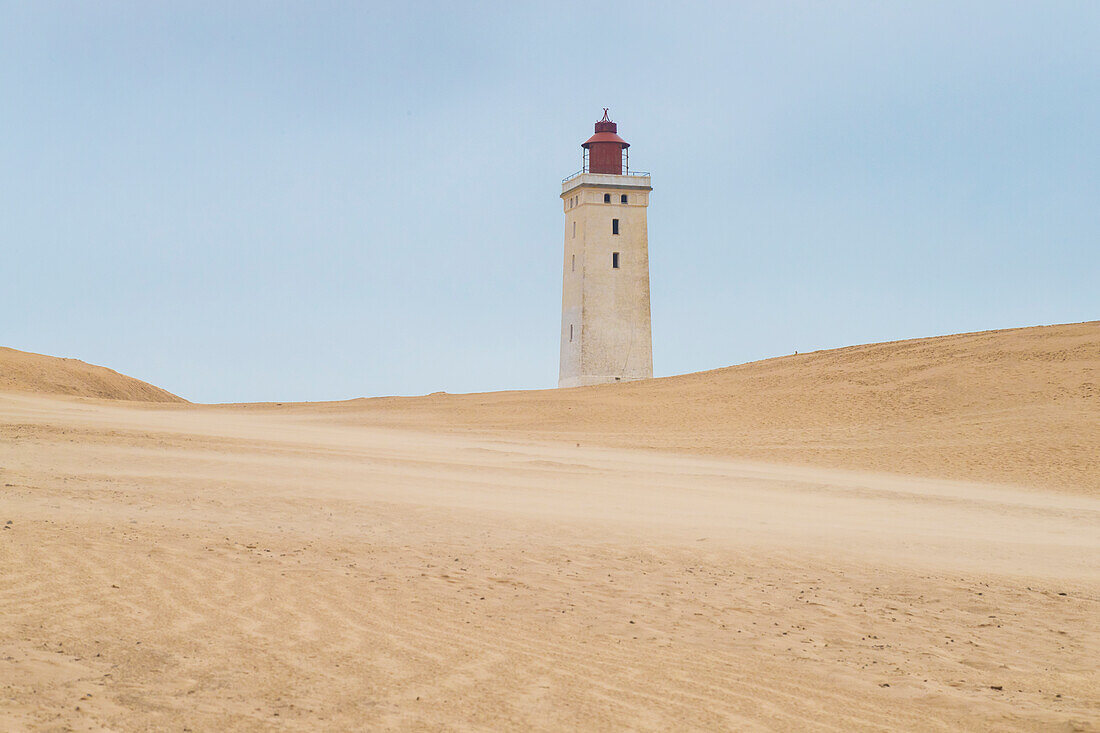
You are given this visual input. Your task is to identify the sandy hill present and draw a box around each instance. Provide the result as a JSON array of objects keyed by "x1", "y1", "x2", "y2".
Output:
[
  {"x1": 281, "y1": 321, "x2": 1099, "y2": 493},
  {"x1": 2, "y1": 323, "x2": 1097, "y2": 730},
  {"x1": 4, "y1": 322, "x2": 1096, "y2": 490},
  {"x1": 0, "y1": 347, "x2": 185, "y2": 403}
]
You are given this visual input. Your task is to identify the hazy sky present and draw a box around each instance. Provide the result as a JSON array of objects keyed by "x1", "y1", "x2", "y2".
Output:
[{"x1": 3, "y1": 2, "x2": 1097, "y2": 403}]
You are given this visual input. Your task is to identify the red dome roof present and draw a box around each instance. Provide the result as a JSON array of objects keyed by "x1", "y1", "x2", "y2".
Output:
[{"x1": 582, "y1": 131, "x2": 629, "y2": 148}]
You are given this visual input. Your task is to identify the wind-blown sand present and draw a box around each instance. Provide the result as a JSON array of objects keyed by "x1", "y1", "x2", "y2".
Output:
[
  {"x1": 1, "y1": 323, "x2": 1098, "y2": 730},
  {"x1": 270, "y1": 321, "x2": 1098, "y2": 495}
]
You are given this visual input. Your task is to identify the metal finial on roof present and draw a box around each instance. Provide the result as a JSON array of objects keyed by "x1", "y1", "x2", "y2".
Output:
[{"x1": 601, "y1": 108, "x2": 611, "y2": 122}]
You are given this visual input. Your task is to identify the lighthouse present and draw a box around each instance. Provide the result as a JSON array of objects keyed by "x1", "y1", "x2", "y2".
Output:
[{"x1": 558, "y1": 110, "x2": 653, "y2": 388}]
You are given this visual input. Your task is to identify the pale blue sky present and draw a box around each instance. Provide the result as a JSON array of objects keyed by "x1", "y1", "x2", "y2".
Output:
[{"x1": 3, "y1": 2, "x2": 1097, "y2": 403}]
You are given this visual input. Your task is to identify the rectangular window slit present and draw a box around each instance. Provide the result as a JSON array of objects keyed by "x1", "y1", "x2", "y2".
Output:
[
  {"x1": 612, "y1": 252, "x2": 620, "y2": 269},
  {"x1": 569, "y1": 324, "x2": 573, "y2": 342},
  {"x1": 612, "y1": 218, "x2": 619, "y2": 235}
]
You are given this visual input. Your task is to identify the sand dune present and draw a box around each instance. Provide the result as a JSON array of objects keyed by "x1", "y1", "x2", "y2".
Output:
[
  {"x1": 0, "y1": 347, "x2": 184, "y2": 403},
  {"x1": 1, "y1": 323, "x2": 1098, "y2": 730},
  {"x1": 259, "y1": 321, "x2": 1100, "y2": 494}
]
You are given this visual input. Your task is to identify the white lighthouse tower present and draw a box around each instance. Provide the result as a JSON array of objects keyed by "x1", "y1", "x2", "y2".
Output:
[{"x1": 558, "y1": 111, "x2": 653, "y2": 388}]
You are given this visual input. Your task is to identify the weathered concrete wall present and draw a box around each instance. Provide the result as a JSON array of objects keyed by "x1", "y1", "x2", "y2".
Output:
[{"x1": 559, "y1": 174, "x2": 653, "y2": 388}]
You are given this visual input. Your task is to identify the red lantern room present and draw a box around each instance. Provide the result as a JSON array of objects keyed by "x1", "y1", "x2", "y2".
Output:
[{"x1": 582, "y1": 109, "x2": 629, "y2": 175}]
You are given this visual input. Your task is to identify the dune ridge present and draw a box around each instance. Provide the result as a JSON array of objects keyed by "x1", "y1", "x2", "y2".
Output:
[
  {"x1": 263, "y1": 321, "x2": 1100, "y2": 494},
  {"x1": 4, "y1": 322, "x2": 1096, "y2": 491},
  {"x1": 0, "y1": 347, "x2": 185, "y2": 403}
]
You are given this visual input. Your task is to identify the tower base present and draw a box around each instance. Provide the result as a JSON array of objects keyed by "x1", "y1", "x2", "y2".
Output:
[{"x1": 558, "y1": 374, "x2": 649, "y2": 388}]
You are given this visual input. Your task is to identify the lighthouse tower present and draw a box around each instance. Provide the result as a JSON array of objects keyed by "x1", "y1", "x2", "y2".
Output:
[{"x1": 558, "y1": 111, "x2": 653, "y2": 388}]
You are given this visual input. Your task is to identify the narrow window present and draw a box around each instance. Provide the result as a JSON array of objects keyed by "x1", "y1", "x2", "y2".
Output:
[
  {"x1": 612, "y1": 218, "x2": 619, "y2": 235},
  {"x1": 612, "y1": 251, "x2": 620, "y2": 268},
  {"x1": 570, "y1": 324, "x2": 573, "y2": 342},
  {"x1": 621, "y1": 194, "x2": 628, "y2": 204},
  {"x1": 603, "y1": 193, "x2": 611, "y2": 203},
  {"x1": 572, "y1": 221, "x2": 576, "y2": 238},
  {"x1": 571, "y1": 254, "x2": 575, "y2": 271}
]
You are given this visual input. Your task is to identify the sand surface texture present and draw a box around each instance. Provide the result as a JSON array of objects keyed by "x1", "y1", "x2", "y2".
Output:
[{"x1": 1, "y1": 323, "x2": 1098, "y2": 730}]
